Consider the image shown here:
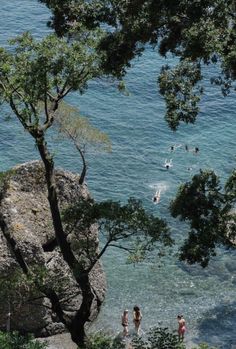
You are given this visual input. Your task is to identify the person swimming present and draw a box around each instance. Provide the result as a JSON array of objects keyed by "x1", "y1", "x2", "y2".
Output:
[
  {"x1": 171, "y1": 144, "x2": 182, "y2": 151},
  {"x1": 164, "y1": 159, "x2": 173, "y2": 169},
  {"x1": 153, "y1": 189, "x2": 161, "y2": 204}
]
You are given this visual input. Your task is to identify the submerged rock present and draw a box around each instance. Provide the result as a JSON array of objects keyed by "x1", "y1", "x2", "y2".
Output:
[{"x1": 0, "y1": 161, "x2": 106, "y2": 336}]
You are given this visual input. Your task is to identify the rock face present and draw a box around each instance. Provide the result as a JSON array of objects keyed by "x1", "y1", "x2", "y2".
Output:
[{"x1": 0, "y1": 161, "x2": 106, "y2": 336}]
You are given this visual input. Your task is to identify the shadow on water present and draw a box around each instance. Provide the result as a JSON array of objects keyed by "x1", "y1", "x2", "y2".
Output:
[{"x1": 193, "y1": 301, "x2": 236, "y2": 349}]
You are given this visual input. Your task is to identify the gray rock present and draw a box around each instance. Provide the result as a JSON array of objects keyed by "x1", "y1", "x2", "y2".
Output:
[
  {"x1": 36, "y1": 332, "x2": 77, "y2": 349},
  {"x1": 0, "y1": 161, "x2": 106, "y2": 336}
]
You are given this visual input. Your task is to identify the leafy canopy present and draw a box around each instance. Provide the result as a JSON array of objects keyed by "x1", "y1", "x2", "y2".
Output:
[
  {"x1": 55, "y1": 102, "x2": 111, "y2": 153},
  {"x1": 0, "y1": 30, "x2": 104, "y2": 133},
  {"x1": 39, "y1": 0, "x2": 236, "y2": 126},
  {"x1": 170, "y1": 170, "x2": 236, "y2": 267},
  {"x1": 39, "y1": 0, "x2": 236, "y2": 265},
  {"x1": 63, "y1": 197, "x2": 173, "y2": 267}
]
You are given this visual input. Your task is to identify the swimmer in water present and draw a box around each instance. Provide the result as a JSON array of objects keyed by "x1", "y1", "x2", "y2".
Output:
[
  {"x1": 170, "y1": 144, "x2": 182, "y2": 152},
  {"x1": 164, "y1": 159, "x2": 173, "y2": 169},
  {"x1": 153, "y1": 189, "x2": 161, "y2": 204}
]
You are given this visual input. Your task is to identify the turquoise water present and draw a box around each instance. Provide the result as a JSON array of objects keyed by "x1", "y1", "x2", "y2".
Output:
[{"x1": 0, "y1": 2, "x2": 236, "y2": 348}]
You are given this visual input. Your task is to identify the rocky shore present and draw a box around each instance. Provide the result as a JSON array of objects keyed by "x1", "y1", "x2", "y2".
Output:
[
  {"x1": 37, "y1": 333, "x2": 77, "y2": 349},
  {"x1": 0, "y1": 161, "x2": 106, "y2": 336}
]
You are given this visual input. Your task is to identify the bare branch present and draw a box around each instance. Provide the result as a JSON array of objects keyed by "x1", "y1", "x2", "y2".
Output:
[
  {"x1": 109, "y1": 244, "x2": 135, "y2": 252},
  {"x1": 85, "y1": 239, "x2": 111, "y2": 273},
  {"x1": 47, "y1": 91, "x2": 56, "y2": 101}
]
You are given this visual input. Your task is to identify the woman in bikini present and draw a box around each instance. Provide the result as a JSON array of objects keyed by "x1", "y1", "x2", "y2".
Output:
[
  {"x1": 133, "y1": 306, "x2": 142, "y2": 335},
  {"x1": 177, "y1": 314, "x2": 186, "y2": 341},
  {"x1": 121, "y1": 309, "x2": 129, "y2": 337}
]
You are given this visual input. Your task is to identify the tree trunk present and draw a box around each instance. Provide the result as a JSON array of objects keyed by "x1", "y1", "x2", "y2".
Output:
[
  {"x1": 76, "y1": 144, "x2": 87, "y2": 185},
  {"x1": 36, "y1": 136, "x2": 77, "y2": 270},
  {"x1": 69, "y1": 273, "x2": 94, "y2": 348},
  {"x1": 35, "y1": 135, "x2": 93, "y2": 347}
]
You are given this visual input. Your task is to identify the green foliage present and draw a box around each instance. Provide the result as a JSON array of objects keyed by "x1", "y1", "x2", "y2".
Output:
[
  {"x1": 170, "y1": 170, "x2": 236, "y2": 267},
  {"x1": 0, "y1": 331, "x2": 46, "y2": 349},
  {"x1": 131, "y1": 327, "x2": 184, "y2": 349},
  {"x1": 0, "y1": 31, "x2": 103, "y2": 133},
  {"x1": 225, "y1": 169, "x2": 236, "y2": 202},
  {"x1": 63, "y1": 197, "x2": 172, "y2": 268},
  {"x1": 86, "y1": 332, "x2": 113, "y2": 349},
  {"x1": 158, "y1": 61, "x2": 203, "y2": 130},
  {"x1": 192, "y1": 344, "x2": 217, "y2": 349},
  {"x1": 55, "y1": 102, "x2": 111, "y2": 152},
  {"x1": 0, "y1": 269, "x2": 27, "y2": 303},
  {"x1": 39, "y1": 0, "x2": 236, "y2": 119},
  {"x1": 85, "y1": 330, "x2": 219, "y2": 349},
  {"x1": 0, "y1": 265, "x2": 50, "y2": 318}
]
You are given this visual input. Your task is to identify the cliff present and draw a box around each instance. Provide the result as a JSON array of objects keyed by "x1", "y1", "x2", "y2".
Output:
[{"x1": 0, "y1": 161, "x2": 106, "y2": 336}]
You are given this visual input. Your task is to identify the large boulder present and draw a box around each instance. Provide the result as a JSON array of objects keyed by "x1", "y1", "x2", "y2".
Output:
[{"x1": 0, "y1": 161, "x2": 106, "y2": 336}]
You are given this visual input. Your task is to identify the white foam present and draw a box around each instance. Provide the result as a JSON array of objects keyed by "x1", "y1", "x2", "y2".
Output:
[{"x1": 148, "y1": 181, "x2": 169, "y2": 192}]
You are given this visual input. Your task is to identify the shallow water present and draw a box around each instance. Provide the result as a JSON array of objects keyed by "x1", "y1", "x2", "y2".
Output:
[{"x1": 0, "y1": 2, "x2": 236, "y2": 348}]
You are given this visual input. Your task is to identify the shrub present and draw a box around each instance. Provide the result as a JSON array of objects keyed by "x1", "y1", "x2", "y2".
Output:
[
  {"x1": 132, "y1": 327, "x2": 185, "y2": 349},
  {"x1": 86, "y1": 332, "x2": 113, "y2": 349},
  {"x1": 0, "y1": 331, "x2": 47, "y2": 349}
]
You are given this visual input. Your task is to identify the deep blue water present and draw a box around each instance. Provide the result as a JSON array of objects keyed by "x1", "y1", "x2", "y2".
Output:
[{"x1": 0, "y1": 2, "x2": 236, "y2": 348}]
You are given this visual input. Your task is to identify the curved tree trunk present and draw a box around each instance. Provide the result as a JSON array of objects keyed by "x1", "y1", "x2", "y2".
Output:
[
  {"x1": 75, "y1": 144, "x2": 87, "y2": 185},
  {"x1": 36, "y1": 136, "x2": 77, "y2": 270},
  {"x1": 69, "y1": 273, "x2": 94, "y2": 348},
  {"x1": 35, "y1": 135, "x2": 92, "y2": 347}
]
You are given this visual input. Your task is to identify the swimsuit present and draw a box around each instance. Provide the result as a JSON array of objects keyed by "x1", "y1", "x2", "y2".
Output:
[
  {"x1": 178, "y1": 322, "x2": 186, "y2": 334},
  {"x1": 178, "y1": 326, "x2": 186, "y2": 334}
]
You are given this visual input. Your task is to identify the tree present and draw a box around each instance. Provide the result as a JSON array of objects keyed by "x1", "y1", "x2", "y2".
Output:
[
  {"x1": 0, "y1": 32, "x2": 172, "y2": 347},
  {"x1": 39, "y1": 0, "x2": 236, "y2": 264},
  {"x1": 55, "y1": 102, "x2": 111, "y2": 185},
  {"x1": 62, "y1": 197, "x2": 172, "y2": 267},
  {"x1": 39, "y1": 1, "x2": 236, "y2": 80},
  {"x1": 170, "y1": 170, "x2": 236, "y2": 267},
  {"x1": 0, "y1": 30, "x2": 103, "y2": 345}
]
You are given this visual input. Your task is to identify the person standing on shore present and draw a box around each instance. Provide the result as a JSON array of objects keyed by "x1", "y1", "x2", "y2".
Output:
[
  {"x1": 177, "y1": 315, "x2": 186, "y2": 341},
  {"x1": 121, "y1": 309, "x2": 129, "y2": 337},
  {"x1": 133, "y1": 306, "x2": 142, "y2": 335}
]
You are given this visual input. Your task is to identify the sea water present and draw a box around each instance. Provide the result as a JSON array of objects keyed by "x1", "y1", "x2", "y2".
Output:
[{"x1": 0, "y1": 2, "x2": 236, "y2": 348}]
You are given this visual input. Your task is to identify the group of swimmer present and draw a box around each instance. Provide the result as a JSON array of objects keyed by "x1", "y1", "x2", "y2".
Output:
[
  {"x1": 165, "y1": 144, "x2": 199, "y2": 169},
  {"x1": 152, "y1": 144, "x2": 200, "y2": 204},
  {"x1": 122, "y1": 307, "x2": 186, "y2": 342},
  {"x1": 170, "y1": 143, "x2": 199, "y2": 154}
]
